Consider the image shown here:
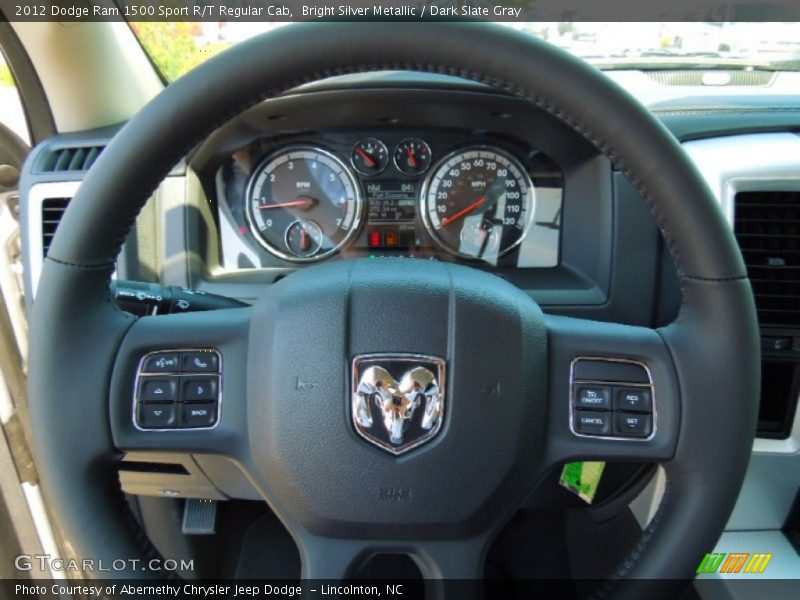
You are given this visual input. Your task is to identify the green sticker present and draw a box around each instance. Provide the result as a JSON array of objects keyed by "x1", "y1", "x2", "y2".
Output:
[{"x1": 560, "y1": 461, "x2": 606, "y2": 504}]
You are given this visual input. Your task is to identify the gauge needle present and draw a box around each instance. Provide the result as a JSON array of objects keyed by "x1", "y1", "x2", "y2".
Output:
[
  {"x1": 259, "y1": 198, "x2": 314, "y2": 210},
  {"x1": 441, "y1": 196, "x2": 487, "y2": 227},
  {"x1": 355, "y1": 148, "x2": 377, "y2": 168},
  {"x1": 406, "y1": 147, "x2": 418, "y2": 168},
  {"x1": 300, "y1": 227, "x2": 311, "y2": 252}
]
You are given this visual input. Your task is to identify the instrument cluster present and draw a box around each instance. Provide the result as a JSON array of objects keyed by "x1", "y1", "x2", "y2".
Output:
[{"x1": 216, "y1": 129, "x2": 564, "y2": 270}]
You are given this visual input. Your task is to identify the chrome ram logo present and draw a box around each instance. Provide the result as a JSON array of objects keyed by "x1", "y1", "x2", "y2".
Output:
[{"x1": 351, "y1": 354, "x2": 446, "y2": 455}]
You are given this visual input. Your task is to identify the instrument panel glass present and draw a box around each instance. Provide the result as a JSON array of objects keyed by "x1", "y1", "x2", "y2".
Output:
[{"x1": 219, "y1": 129, "x2": 563, "y2": 269}]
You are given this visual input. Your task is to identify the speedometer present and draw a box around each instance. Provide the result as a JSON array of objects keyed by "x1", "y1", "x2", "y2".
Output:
[
  {"x1": 246, "y1": 146, "x2": 363, "y2": 261},
  {"x1": 420, "y1": 147, "x2": 535, "y2": 260}
]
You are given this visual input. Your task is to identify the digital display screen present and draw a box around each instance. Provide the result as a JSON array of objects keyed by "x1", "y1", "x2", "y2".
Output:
[{"x1": 366, "y1": 182, "x2": 417, "y2": 222}]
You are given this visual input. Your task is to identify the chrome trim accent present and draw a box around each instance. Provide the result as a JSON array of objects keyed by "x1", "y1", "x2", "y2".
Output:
[
  {"x1": 351, "y1": 353, "x2": 446, "y2": 455},
  {"x1": 26, "y1": 181, "x2": 81, "y2": 298},
  {"x1": 683, "y1": 132, "x2": 800, "y2": 228},
  {"x1": 419, "y1": 145, "x2": 536, "y2": 260},
  {"x1": 683, "y1": 133, "x2": 800, "y2": 453},
  {"x1": 132, "y1": 349, "x2": 223, "y2": 432},
  {"x1": 751, "y1": 393, "x2": 800, "y2": 455},
  {"x1": 568, "y1": 356, "x2": 657, "y2": 442},
  {"x1": 244, "y1": 145, "x2": 364, "y2": 263}
]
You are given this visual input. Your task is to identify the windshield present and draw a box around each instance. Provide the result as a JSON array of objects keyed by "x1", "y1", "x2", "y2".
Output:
[{"x1": 130, "y1": 22, "x2": 800, "y2": 82}]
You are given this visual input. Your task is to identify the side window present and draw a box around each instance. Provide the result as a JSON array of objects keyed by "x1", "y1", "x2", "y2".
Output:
[
  {"x1": 0, "y1": 48, "x2": 29, "y2": 357},
  {"x1": 0, "y1": 50, "x2": 30, "y2": 146}
]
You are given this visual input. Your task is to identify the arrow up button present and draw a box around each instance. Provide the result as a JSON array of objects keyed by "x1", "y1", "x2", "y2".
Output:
[{"x1": 141, "y1": 378, "x2": 178, "y2": 402}]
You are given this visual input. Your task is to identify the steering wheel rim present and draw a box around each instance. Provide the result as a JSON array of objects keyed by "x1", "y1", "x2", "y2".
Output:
[{"x1": 29, "y1": 22, "x2": 759, "y2": 597}]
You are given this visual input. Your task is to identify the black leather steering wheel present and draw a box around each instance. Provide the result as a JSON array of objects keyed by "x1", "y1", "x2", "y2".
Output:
[{"x1": 29, "y1": 22, "x2": 759, "y2": 599}]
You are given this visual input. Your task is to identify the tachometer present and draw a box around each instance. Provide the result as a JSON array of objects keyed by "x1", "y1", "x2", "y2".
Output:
[
  {"x1": 420, "y1": 147, "x2": 534, "y2": 259},
  {"x1": 246, "y1": 147, "x2": 363, "y2": 261}
]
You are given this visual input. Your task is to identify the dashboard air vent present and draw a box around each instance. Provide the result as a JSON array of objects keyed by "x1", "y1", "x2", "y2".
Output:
[
  {"x1": 734, "y1": 191, "x2": 800, "y2": 328},
  {"x1": 37, "y1": 146, "x2": 103, "y2": 173},
  {"x1": 41, "y1": 197, "x2": 71, "y2": 257},
  {"x1": 645, "y1": 70, "x2": 775, "y2": 87}
]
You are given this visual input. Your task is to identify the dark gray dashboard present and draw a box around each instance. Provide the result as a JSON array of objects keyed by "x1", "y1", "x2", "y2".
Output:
[
  {"x1": 23, "y1": 72, "x2": 800, "y2": 327},
  {"x1": 187, "y1": 86, "x2": 615, "y2": 309}
]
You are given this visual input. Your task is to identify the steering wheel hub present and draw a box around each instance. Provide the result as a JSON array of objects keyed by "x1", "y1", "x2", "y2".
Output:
[{"x1": 246, "y1": 259, "x2": 547, "y2": 538}]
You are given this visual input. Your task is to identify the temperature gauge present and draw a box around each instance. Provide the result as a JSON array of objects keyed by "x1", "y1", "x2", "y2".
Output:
[
  {"x1": 394, "y1": 138, "x2": 432, "y2": 176},
  {"x1": 351, "y1": 138, "x2": 389, "y2": 176},
  {"x1": 285, "y1": 219, "x2": 324, "y2": 258}
]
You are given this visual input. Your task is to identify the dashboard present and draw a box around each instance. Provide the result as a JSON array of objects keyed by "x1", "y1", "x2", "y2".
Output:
[
  {"x1": 180, "y1": 83, "x2": 610, "y2": 297},
  {"x1": 214, "y1": 128, "x2": 563, "y2": 268}
]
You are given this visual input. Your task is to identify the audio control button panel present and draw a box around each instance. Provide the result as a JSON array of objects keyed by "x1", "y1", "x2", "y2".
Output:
[{"x1": 134, "y1": 349, "x2": 222, "y2": 430}]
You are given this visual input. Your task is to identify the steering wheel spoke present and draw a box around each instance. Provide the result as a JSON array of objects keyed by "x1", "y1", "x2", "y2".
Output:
[
  {"x1": 110, "y1": 306, "x2": 251, "y2": 457},
  {"x1": 540, "y1": 314, "x2": 680, "y2": 470}
]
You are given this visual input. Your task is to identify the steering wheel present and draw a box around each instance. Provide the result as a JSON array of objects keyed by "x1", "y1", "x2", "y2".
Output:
[{"x1": 29, "y1": 22, "x2": 759, "y2": 598}]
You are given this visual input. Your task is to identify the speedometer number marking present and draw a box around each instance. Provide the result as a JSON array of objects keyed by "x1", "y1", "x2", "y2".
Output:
[{"x1": 421, "y1": 148, "x2": 535, "y2": 259}]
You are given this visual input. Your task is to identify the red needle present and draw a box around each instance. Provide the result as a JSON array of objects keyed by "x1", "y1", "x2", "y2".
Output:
[
  {"x1": 300, "y1": 227, "x2": 310, "y2": 252},
  {"x1": 441, "y1": 197, "x2": 487, "y2": 227},
  {"x1": 406, "y1": 147, "x2": 418, "y2": 168},
  {"x1": 355, "y1": 148, "x2": 377, "y2": 168},
  {"x1": 259, "y1": 198, "x2": 314, "y2": 210}
]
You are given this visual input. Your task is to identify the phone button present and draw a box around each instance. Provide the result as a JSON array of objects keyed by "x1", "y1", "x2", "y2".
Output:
[{"x1": 182, "y1": 352, "x2": 219, "y2": 373}]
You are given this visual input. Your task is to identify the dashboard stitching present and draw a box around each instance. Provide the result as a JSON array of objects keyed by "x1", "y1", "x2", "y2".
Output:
[
  {"x1": 683, "y1": 274, "x2": 748, "y2": 282},
  {"x1": 654, "y1": 107, "x2": 800, "y2": 115}
]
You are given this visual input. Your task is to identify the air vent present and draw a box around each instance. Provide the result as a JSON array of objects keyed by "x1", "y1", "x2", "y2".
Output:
[
  {"x1": 37, "y1": 145, "x2": 103, "y2": 173},
  {"x1": 41, "y1": 197, "x2": 71, "y2": 257},
  {"x1": 734, "y1": 191, "x2": 800, "y2": 328},
  {"x1": 645, "y1": 69, "x2": 775, "y2": 87}
]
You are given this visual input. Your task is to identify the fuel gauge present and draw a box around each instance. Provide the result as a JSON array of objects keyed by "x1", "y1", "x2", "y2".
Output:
[
  {"x1": 351, "y1": 138, "x2": 389, "y2": 176},
  {"x1": 394, "y1": 138, "x2": 432, "y2": 176}
]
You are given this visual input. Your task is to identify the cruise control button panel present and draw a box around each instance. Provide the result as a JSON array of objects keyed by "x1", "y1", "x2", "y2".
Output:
[
  {"x1": 570, "y1": 358, "x2": 654, "y2": 440},
  {"x1": 134, "y1": 349, "x2": 221, "y2": 430}
]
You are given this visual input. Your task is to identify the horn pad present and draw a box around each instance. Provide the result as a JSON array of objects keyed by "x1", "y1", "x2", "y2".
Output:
[{"x1": 246, "y1": 259, "x2": 547, "y2": 538}]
